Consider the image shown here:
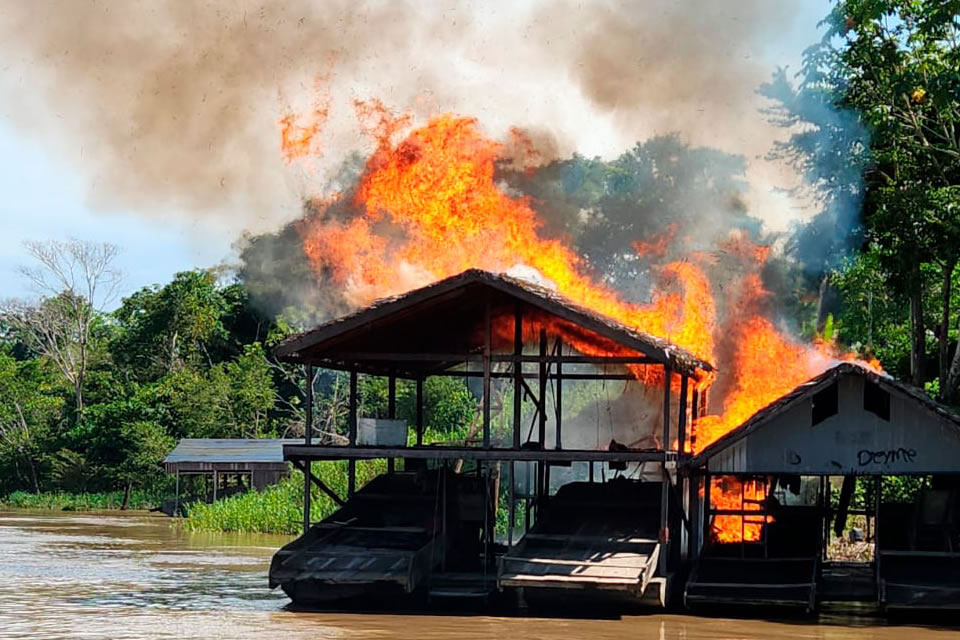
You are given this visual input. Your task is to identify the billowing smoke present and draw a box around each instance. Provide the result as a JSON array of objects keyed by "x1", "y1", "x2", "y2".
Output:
[{"x1": 2, "y1": 0, "x2": 819, "y2": 231}]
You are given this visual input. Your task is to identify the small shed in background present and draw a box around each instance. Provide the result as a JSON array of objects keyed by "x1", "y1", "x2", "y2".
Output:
[{"x1": 163, "y1": 439, "x2": 295, "y2": 501}]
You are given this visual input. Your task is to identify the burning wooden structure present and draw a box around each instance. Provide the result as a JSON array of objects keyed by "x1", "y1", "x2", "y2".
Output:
[
  {"x1": 269, "y1": 268, "x2": 713, "y2": 606},
  {"x1": 684, "y1": 363, "x2": 960, "y2": 614}
]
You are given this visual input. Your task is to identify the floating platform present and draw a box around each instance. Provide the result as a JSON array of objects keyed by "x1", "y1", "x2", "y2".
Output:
[
  {"x1": 880, "y1": 552, "x2": 960, "y2": 611},
  {"x1": 270, "y1": 470, "x2": 483, "y2": 606},
  {"x1": 499, "y1": 479, "x2": 663, "y2": 603},
  {"x1": 685, "y1": 505, "x2": 821, "y2": 612}
]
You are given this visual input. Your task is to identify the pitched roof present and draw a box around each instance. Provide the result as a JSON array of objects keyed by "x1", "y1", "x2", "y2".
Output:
[
  {"x1": 274, "y1": 269, "x2": 713, "y2": 378},
  {"x1": 687, "y1": 362, "x2": 960, "y2": 467},
  {"x1": 164, "y1": 439, "x2": 300, "y2": 465}
]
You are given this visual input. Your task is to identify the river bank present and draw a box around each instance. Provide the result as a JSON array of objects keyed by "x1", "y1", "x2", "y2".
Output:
[
  {"x1": 2, "y1": 509, "x2": 959, "y2": 639},
  {"x1": 0, "y1": 489, "x2": 159, "y2": 511}
]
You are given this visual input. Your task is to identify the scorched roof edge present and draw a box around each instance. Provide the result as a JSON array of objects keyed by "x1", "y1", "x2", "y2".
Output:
[{"x1": 274, "y1": 268, "x2": 713, "y2": 376}]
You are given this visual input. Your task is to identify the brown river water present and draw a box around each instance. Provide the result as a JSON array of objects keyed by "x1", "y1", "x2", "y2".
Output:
[{"x1": 1, "y1": 510, "x2": 957, "y2": 640}]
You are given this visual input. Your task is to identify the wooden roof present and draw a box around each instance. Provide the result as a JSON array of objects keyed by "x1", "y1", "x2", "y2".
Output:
[{"x1": 274, "y1": 269, "x2": 713, "y2": 378}]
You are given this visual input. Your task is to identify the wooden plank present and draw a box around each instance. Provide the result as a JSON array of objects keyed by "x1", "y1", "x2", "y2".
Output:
[
  {"x1": 689, "y1": 581, "x2": 815, "y2": 589},
  {"x1": 880, "y1": 550, "x2": 960, "y2": 559},
  {"x1": 521, "y1": 533, "x2": 659, "y2": 544},
  {"x1": 284, "y1": 445, "x2": 667, "y2": 463},
  {"x1": 311, "y1": 524, "x2": 426, "y2": 533},
  {"x1": 508, "y1": 557, "x2": 650, "y2": 569}
]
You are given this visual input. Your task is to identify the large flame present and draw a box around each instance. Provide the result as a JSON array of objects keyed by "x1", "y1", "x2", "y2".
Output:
[
  {"x1": 285, "y1": 104, "x2": 880, "y2": 538},
  {"x1": 710, "y1": 476, "x2": 773, "y2": 543}
]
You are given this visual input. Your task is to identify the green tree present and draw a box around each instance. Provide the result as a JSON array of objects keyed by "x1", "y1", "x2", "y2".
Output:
[
  {"x1": 113, "y1": 269, "x2": 229, "y2": 378},
  {"x1": 0, "y1": 350, "x2": 64, "y2": 492},
  {"x1": 815, "y1": 1, "x2": 960, "y2": 390}
]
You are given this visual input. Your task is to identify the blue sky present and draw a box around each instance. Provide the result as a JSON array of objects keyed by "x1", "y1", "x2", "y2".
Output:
[
  {"x1": 0, "y1": 124, "x2": 232, "y2": 303},
  {"x1": 0, "y1": 0, "x2": 833, "y2": 307}
]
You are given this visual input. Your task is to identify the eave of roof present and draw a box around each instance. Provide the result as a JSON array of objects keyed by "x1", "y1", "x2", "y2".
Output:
[
  {"x1": 163, "y1": 438, "x2": 300, "y2": 464},
  {"x1": 274, "y1": 268, "x2": 714, "y2": 377},
  {"x1": 686, "y1": 362, "x2": 960, "y2": 468}
]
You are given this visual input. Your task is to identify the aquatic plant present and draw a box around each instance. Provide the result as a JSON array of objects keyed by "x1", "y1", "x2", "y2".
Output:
[{"x1": 182, "y1": 460, "x2": 385, "y2": 534}]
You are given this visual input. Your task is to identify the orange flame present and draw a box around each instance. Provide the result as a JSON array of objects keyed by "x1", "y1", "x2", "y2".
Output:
[
  {"x1": 298, "y1": 106, "x2": 716, "y2": 366},
  {"x1": 284, "y1": 102, "x2": 881, "y2": 475},
  {"x1": 710, "y1": 476, "x2": 773, "y2": 543}
]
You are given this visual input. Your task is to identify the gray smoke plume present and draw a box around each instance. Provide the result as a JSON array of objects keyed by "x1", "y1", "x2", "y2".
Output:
[{"x1": 0, "y1": 0, "x2": 818, "y2": 232}]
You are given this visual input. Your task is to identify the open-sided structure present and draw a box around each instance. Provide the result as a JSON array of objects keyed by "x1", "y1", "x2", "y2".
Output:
[
  {"x1": 684, "y1": 363, "x2": 960, "y2": 613},
  {"x1": 270, "y1": 268, "x2": 713, "y2": 605},
  {"x1": 163, "y1": 438, "x2": 294, "y2": 503}
]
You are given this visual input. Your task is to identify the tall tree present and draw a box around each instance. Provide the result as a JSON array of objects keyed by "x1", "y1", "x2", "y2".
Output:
[
  {"x1": 2, "y1": 240, "x2": 120, "y2": 415},
  {"x1": 809, "y1": 0, "x2": 960, "y2": 388}
]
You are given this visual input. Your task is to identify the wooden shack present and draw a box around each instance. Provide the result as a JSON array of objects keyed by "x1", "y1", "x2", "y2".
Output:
[
  {"x1": 269, "y1": 268, "x2": 714, "y2": 607},
  {"x1": 163, "y1": 438, "x2": 295, "y2": 504},
  {"x1": 684, "y1": 363, "x2": 960, "y2": 613}
]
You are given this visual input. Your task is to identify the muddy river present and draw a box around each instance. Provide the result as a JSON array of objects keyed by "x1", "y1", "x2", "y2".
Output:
[{"x1": 0, "y1": 510, "x2": 956, "y2": 639}]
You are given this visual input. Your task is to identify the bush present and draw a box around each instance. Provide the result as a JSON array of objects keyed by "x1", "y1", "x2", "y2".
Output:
[
  {"x1": 0, "y1": 489, "x2": 159, "y2": 510},
  {"x1": 182, "y1": 460, "x2": 386, "y2": 534}
]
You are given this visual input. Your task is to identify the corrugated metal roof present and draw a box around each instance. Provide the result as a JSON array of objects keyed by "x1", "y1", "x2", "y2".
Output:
[{"x1": 164, "y1": 439, "x2": 300, "y2": 464}]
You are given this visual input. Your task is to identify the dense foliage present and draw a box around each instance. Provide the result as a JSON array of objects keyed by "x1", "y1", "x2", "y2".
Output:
[{"x1": 1, "y1": 1, "x2": 958, "y2": 523}]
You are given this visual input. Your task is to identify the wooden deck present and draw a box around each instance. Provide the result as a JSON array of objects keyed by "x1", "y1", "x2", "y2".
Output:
[
  {"x1": 270, "y1": 470, "x2": 476, "y2": 605},
  {"x1": 498, "y1": 479, "x2": 662, "y2": 598}
]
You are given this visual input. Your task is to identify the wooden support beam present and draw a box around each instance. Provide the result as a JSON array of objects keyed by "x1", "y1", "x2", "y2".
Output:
[
  {"x1": 483, "y1": 302, "x2": 492, "y2": 448},
  {"x1": 508, "y1": 461, "x2": 516, "y2": 547},
  {"x1": 690, "y1": 388, "x2": 699, "y2": 452},
  {"x1": 321, "y1": 352, "x2": 659, "y2": 365},
  {"x1": 416, "y1": 377, "x2": 424, "y2": 446},
  {"x1": 537, "y1": 328, "x2": 547, "y2": 509},
  {"x1": 513, "y1": 304, "x2": 522, "y2": 450},
  {"x1": 284, "y1": 445, "x2": 669, "y2": 463},
  {"x1": 304, "y1": 364, "x2": 313, "y2": 533},
  {"x1": 348, "y1": 370, "x2": 358, "y2": 497},
  {"x1": 660, "y1": 364, "x2": 671, "y2": 575},
  {"x1": 703, "y1": 471, "x2": 712, "y2": 550},
  {"x1": 555, "y1": 338, "x2": 563, "y2": 450},
  {"x1": 388, "y1": 374, "x2": 396, "y2": 474},
  {"x1": 678, "y1": 373, "x2": 688, "y2": 458},
  {"x1": 388, "y1": 375, "x2": 396, "y2": 418},
  {"x1": 538, "y1": 329, "x2": 547, "y2": 447},
  {"x1": 292, "y1": 459, "x2": 346, "y2": 508}
]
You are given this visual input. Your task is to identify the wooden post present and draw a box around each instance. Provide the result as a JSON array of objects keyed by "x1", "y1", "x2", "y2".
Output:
[
  {"x1": 875, "y1": 475, "x2": 882, "y2": 586},
  {"x1": 508, "y1": 461, "x2": 515, "y2": 547},
  {"x1": 703, "y1": 471, "x2": 712, "y2": 550},
  {"x1": 660, "y1": 365, "x2": 671, "y2": 574},
  {"x1": 678, "y1": 373, "x2": 688, "y2": 457},
  {"x1": 513, "y1": 305, "x2": 522, "y2": 449},
  {"x1": 174, "y1": 470, "x2": 180, "y2": 516},
  {"x1": 483, "y1": 302, "x2": 491, "y2": 448},
  {"x1": 304, "y1": 364, "x2": 313, "y2": 533},
  {"x1": 691, "y1": 388, "x2": 699, "y2": 453},
  {"x1": 348, "y1": 370, "x2": 358, "y2": 497},
  {"x1": 212, "y1": 469, "x2": 218, "y2": 502},
  {"x1": 555, "y1": 339, "x2": 563, "y2": 450},
  {"x1": 687, "y1": 473, "x2": 699, "y2": 560},
  {"x1": 537, "y1": 328, "x2": 548, "y2": 509},
  {"x1": 387, "y1": 374, "x2": 396, "y2": 473},
  {"x1": 416, "y1": 377, "x2": 424, "y2": 446}
]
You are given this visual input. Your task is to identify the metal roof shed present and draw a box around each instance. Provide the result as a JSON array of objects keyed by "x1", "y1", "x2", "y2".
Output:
[{"x1": 164, "y1": 438, "x2": 296, "y2": 493}]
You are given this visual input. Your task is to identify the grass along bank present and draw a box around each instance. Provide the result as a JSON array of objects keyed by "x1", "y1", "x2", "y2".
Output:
[
  {"x1": 182, "y1": 459, "x2": 386, "y2": 535},
  {"x1": 0, "y1": 490, "x2": 159, "y2": 511}
]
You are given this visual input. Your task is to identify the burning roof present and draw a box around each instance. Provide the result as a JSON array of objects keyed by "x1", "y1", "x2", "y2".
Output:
[{"x1": 274, "y1": 268, "x2": 713, "y2": 378}]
